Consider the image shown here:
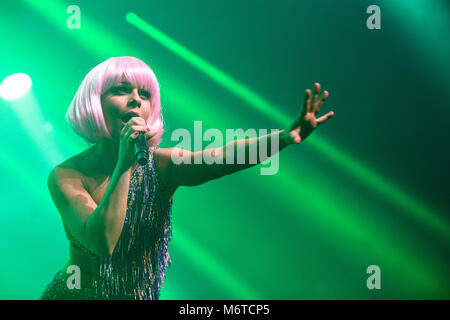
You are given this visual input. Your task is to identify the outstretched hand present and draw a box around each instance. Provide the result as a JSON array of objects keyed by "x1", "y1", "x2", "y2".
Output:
[{"x1": 283, "y1": 82, "x2": 335, "y2": 144}]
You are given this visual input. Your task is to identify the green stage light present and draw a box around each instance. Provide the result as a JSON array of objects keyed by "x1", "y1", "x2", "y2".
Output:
[
  {"x1": 0, "y1": 73, "x2": 32, "y2": 101},
  {"x1": 21, "y1": 0, "x2": 449, "y2": 298},
  {"x1": 126, "y1": 12, "x2": 450, "y2": 242}
]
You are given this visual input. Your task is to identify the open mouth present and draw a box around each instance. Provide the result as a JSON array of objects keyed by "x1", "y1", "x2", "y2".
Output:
[
  {"x1": 120, "y1": 112, "x2": 139, "y2": 128},
  {"x1": 122, "y1": 112, "x2": 139, "y2": 123}
]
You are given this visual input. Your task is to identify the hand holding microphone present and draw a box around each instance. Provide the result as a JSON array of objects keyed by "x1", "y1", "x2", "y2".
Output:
[{"x1": 118, "y1": 115, "x2": 157, "y2": 169}]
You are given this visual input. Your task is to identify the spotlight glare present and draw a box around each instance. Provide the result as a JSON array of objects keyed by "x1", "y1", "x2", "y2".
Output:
[{"x1": 0, "y1": 73, "x2": 32, "y2": 101}]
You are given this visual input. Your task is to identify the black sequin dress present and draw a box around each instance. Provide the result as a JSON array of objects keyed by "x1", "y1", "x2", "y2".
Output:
[{"x1": 40, "y1": 148, "x2": 174, "y2": 300}]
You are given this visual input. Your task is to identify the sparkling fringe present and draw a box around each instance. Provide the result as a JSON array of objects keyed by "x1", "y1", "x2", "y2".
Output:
[{"x1": 81, "y1": 147, "x2": 173, "y2": 299}]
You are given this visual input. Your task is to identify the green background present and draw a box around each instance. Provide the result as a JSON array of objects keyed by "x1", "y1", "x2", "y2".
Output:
[{"x1": 0, "y1": 0, "x2": 448, "y2": 299}]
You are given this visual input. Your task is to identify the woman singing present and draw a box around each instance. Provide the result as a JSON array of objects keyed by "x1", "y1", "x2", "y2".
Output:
[{"x1": 40, "y1": 56, "x2": 334, "y2": 299}]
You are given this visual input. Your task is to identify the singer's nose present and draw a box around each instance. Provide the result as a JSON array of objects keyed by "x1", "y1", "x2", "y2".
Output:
[
  {"x1": 130, "y1": 99, "x2": 141, "y2": 108},
  {"x1": 128, "y1": 91, "x2": 141, "y2": 108}
]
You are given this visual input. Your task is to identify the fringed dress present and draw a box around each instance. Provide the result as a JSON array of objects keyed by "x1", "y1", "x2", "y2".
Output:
[{"x1": 40, "y1": 148, "x2": 174, "y2": 300}]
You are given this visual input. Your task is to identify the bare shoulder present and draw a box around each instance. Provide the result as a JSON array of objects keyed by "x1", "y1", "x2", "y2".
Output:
[
  {"x1": 153, "y1": 147, "x2": 173, "y2": 170},
  {"x1": 153, "y1": 146, "x2": 188, "y2": 171},
  {"x1": 47, "y1": 151, "x2": 99, "y2": 251},
  {"x1": 48, "y1": 150, "x2": 92, "y2": 190}
]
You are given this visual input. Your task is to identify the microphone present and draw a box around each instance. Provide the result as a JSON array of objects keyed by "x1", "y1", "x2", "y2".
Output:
[
  {"x1": 127, "y1": 114, "x2": 149, "y2": 165},
  {"x1": 135, "y1": 132, "x2": 149, "y2": 165}
]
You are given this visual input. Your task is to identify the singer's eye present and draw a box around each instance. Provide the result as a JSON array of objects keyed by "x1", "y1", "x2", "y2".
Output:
[
  {"x1": 112, "y1": 86, "x2": 130, "y2": 94},
  {"x1": 139, "y1": 89, "x2": 151, "y2": 99}
]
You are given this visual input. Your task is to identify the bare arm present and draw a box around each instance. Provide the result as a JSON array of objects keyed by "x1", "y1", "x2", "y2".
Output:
[
  {"x1": 158, "y1": 129, "x2": 290, "y2": 188},
  {"x1": 160, "y1": 82, "x2": 335, "y2": 189},
  {"x1": 48, "y1": 162, "x2": 133, "y2": 257},
  {"x1": 83, "y1": 162, "x2": 132, "y2": 256}
]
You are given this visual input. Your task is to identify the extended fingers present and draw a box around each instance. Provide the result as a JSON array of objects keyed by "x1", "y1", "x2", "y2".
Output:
[
  {"x1": 303, "y1": 83, "x2": 322, "y2": 114},
  {"x1": 315, "y1": 90, "x2": 329, "y2": 113},
  {"x1": 303, "y1": 89, "x2": 311, "y2": 114},
  {"x1": 317, "y1": 111, "x2": 335, "y2": 124},
  {"x1": 311, "y1": 82, "x2": 320, "y2": 106}
]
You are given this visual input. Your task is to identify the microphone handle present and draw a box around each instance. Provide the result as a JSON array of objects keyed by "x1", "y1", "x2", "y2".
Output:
[{"x1": 134, "y1": 132, "x2": 149, "y2": 165}]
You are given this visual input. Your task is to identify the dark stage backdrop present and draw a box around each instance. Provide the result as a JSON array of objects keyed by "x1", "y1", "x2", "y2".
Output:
[{"x1": 0, "y1": 0, "x2": 448, "y2": 299}]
